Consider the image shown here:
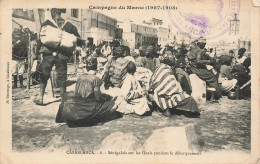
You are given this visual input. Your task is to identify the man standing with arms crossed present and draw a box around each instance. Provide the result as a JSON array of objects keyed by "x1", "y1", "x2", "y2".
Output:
[{"x1": 34, "y1": 8, "x2": 82, "y2": 105}]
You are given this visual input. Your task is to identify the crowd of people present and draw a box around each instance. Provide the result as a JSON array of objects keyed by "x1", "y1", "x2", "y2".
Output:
[
  {"x1": 55, "y1": 38, "x2": 251, "y2": 126},
  {"x1": 12, "y1": 8, "x2": 251, "y2": 127}
]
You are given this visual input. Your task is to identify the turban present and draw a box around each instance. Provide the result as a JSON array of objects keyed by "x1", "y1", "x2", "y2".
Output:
[
  {"x1": 161, "y1": 53, "x2": 175, "y2": 67},
  {"x1": 113, "y1": 46, "x2": 124, "y2": 57},
  {"x1": 238, "y1": 48, "x2": 246, "y2": 55}
]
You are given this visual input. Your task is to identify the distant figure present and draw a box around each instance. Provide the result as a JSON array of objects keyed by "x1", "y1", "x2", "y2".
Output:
[
  {"x1": 30, "y1": 32, "x2": 40, "y2": 85},
  {"x1": 101, "y1": 42, "x2": 112, "y2": 57},
  {"x1": 236, "y1": 48, "x2": 247, "y2": 64},
  {"x1": 12, "y1": 28, "x2": 28, "y2": 88}
]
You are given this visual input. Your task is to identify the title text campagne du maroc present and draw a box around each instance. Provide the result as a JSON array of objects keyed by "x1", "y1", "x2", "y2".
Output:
[{"x1": 89, "y1": 5, "x2": 177, "y2": 10}]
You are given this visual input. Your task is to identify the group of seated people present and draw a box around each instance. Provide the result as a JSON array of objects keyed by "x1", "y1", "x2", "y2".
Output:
[{"x1": 55, "y1": 39, "x2": 251, "y2": 127}]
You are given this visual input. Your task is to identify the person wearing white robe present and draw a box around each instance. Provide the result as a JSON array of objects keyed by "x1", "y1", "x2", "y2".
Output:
[{"x1": 117, "y1": 62, "x2": 150, "y2": 116}]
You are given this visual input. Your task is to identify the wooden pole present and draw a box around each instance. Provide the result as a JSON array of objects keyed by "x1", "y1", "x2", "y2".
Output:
[
  {"x1": 33, "y1": 9, "x2": 42, "y2": 38},
  {"x1": 74, "y1": 50, "x2": 77, "y2": 73},
  {"x1": 27, "y1": 32, "x2": 31, "y2": 90}
]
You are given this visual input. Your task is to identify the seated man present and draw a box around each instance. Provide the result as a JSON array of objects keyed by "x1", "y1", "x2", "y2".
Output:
[
  {"x1": 117, "y1": 62, "x2": 150, "y2": 117},
  {"x1": 218, "y1": 55, "x2": 237, "y2": 93},
  {"x1": 175, "y1": 48, "x2": 192, "y2": 95},
  {"x1": 148, "y1": 54, "x2": 200, "y2": 118},
  {"x1": 102, "y1": 46, "x2": 130, "y2": 89},
  {"x1": 135, "y1": 46, "x2": 146, "y2": 67},
  {"x1": 188, "y1": 37, "x2": 221, "y2": 99},
  {"x1": 55, "y1": 57, "x2": 121, "y2": 126},
  {"x1": 231, "y1": 63, "x2": 251, "y2": 99},
  {"x1": 136, "y1": 45, "x2": 159, "y2": 73}
]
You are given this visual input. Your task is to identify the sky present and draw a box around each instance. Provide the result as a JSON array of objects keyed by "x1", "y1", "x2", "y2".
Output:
[{"x1": 95, "y1": 0, "x2": 251, "y2": 43}]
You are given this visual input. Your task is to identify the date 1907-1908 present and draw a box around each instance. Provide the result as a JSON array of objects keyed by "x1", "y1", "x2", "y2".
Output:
[{"x1": 126, "y1": 6, "x2": 177, "y2": 10}]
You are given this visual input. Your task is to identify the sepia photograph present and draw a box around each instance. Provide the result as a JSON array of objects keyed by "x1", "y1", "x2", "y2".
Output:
[{"x1": 1, "y1": 0, "x2": 259, "y2": 163}]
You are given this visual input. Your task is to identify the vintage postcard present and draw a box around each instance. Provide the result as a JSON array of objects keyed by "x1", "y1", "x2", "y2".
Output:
[{"x1": 0, "y1": 0, "x2": 259, "y2": 163}]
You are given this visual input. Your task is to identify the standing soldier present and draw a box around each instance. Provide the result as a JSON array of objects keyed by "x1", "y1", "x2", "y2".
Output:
[
  {"x1": 12, "y1": 27, "x2": 28, "y2": 88},
  {"x1": 34, "y1": 8, "x2": 82, "y2": 105}
]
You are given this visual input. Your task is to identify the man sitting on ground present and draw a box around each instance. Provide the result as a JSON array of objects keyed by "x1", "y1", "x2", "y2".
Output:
[
  {"x1": 148, "y1": 53, "x2": 200, "y2": 118},
  {"x1": 117, "y1": 62, "x2": 150, "y2": 117}
]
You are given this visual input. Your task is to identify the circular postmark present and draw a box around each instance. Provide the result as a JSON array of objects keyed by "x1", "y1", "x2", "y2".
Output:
[{"x1": 166, "y1": 0, "x2": 240, "y2": 40}]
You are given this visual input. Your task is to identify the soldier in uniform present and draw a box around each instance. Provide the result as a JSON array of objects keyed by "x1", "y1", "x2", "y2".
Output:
[
  {"x1": 34, "y1": 8, "x2": 82, "y2": 105},
  {"x1": 12, "y1": 27, "x2": 29, "y2": 88}
]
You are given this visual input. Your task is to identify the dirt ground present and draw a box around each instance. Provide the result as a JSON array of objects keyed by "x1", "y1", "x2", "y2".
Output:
[{"x1": 12, "y1": 76, "x2": 251, "y2": 153}]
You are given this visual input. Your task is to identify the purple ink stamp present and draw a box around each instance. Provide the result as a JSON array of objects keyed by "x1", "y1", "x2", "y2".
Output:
[{"x1": 166, "y1": 0, "x2": 240, "y2": 40}]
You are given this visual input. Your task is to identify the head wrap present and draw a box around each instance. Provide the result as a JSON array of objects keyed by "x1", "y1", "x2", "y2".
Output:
[
  {"x1": 113, "y1": 46, "x2": 124, "y2": 58},
  {"x1": 161, "y1": 53, "x2": 175, "y2": 67},
  {"x1": 131, "y1": 49, "x2": 139, "y2": 58},
  {"x1": 238, "y1": 48, "x2": 246, "y2": 56},
  {"x1": 113, "y1": 40, "x2": 120, "y2": 47}
]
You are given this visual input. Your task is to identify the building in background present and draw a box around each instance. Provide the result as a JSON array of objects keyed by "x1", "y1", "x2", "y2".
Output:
[
  {"x1": 175, "y1": 31, "x2": 191, "y2": 45},
  {"x1": 12, "y1": 9, "x2": 118, "y2": 46},
  {"x1": 12, "y1": 9, "x2": 37, "y2": 31},
  {"x1": 146, "y1": 18, "x2": 176, "y2": 47},
  {"x1": 84, "y1": 9, "x2": 117, "y2": 45},
  {"x1": 150, "y1": 18, "x2": 163, "y2": 26},
  {"x1": 157, "y1": 27, "x2": 171, "y2": 47},
  {"x1": 115, "y1": 26, "x2": 123, "y2": 43},
  {"x1": 118, "y1": 20, "x2": 158, "y2": 50}
]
